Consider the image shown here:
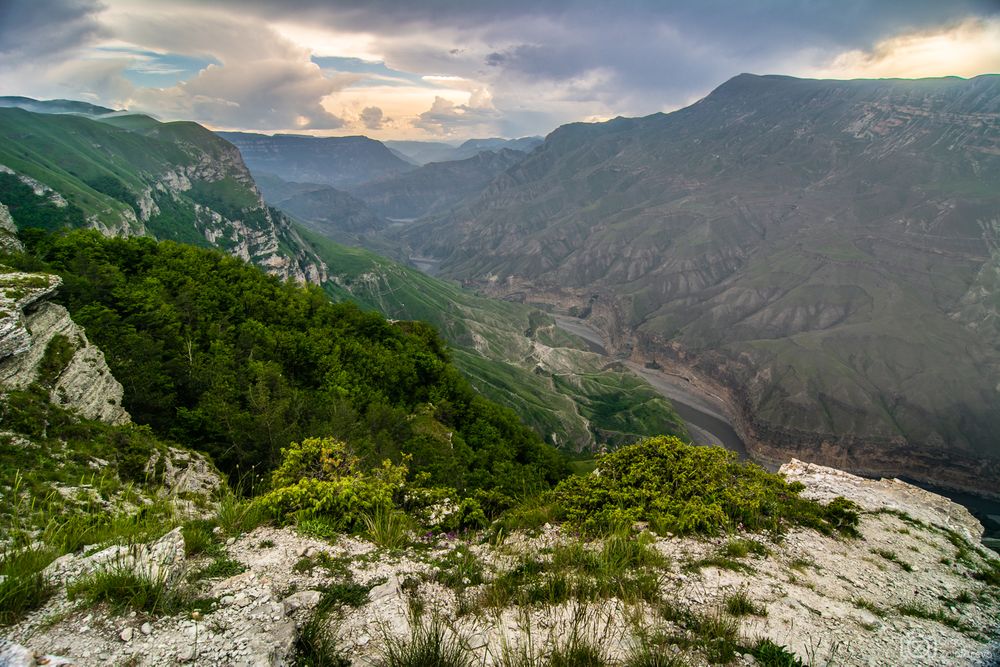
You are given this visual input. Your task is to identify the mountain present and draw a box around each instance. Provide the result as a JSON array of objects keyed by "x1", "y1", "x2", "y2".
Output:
[
  {"x1": 0, "y1": 95, "x2": 119, "y2": 116},
  {"x1": 382, "y1": 140, "x2": 459, "y2": 165},
  {"x1": 217, "y1": 131, "x2": 414, "y2": 188},
  {"x1": 402, "y1": 73, "x2": 1000, "y2": 496},
  {"x1": 384, "y1": 136, "x2": 543, "y2": 165},
  {"x1": 0, "y1": 107, "x2": 326, "y2": 284},
  {"x1": 0, "y1": 104, "x2": 686, "y2": 452},
  {"x1": 451, "y1": 136, "x2": 544, "y2": 160},
  {"x1": 348, "y1": 149, "x2": 527, "y2": 220}
]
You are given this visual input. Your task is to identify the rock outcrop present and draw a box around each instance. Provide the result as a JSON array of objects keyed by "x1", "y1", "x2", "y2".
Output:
[
  {"x1": 0, "y1": 269, "x2": 129, "y2": 424},
  {"x1": 5, "y1": 461, "x2": 998, "y2": 666},
  {"x1": 0, "y1": 202, "x2": 22, "y2": 253}
]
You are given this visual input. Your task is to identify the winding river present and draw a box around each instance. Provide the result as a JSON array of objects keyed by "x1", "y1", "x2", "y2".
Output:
[{"x1": 552, "y1": 315, "x2": 748, "y2": 458}]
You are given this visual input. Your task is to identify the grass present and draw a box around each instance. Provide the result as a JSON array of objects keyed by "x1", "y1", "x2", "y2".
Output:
[
  {"x1": 850, "y1": 597, "x2": 887, "y2": 618},
  {"x1": 217, "y1": 493, "x2": 268, "y2": 536},
  {"x1": 549, "y1": 636, "x2": 609, "y2": 667},
  {"x1": 683, "y1": 555, "x2": 753, "y2": 574},
  {"x1": 433, "y1": 545, "x2": 485, "y2": 591},
  {"x1": 189, "y1": 556, "x2": 245, "y2": 581},
  {"x1": 292, "y1": 576, "x2": 374, "y2": 666},
  {"x1": 376, "y1": 620, "x2": 473, "y2": 667},
  {"x1": 67, "y1": 567, "x2": 188, "y2": 616},
  {"x1": 871, "y1": 548, "x2": 913, "y2": 572},
  {"x1": 656, "y1": 601, "x2": 741, "y2": 664},
  {"x1": 363, "y1": 506, "x2": 411, "y2": 550},
  {"x1": 724, "y1": 589, "x2": 767, "y2": 617},
  {"x1": 473, "y1": 533, "x2": 667, "y2": 612},
  {"x1": 720, "y1": 539, "x2": 770, "y2": 559},
  {"x1": 622, "y1": 641, "x2": 689, "y2": 667},
  {"x1": 0, "y1": 547, "x2": 56, "y2": 627},
  {"x1": 182, "y1": 520, "x2": 220, "y2": 557},
  {"x1": 896, "y1": 602, "x2": 968, "y2": 632},
  {"x1": 746, "y1": 639, "x2": 805, "y2": 667},
  {"x1": 788, "y1": 557, "x2": 815, "y2": 572}
]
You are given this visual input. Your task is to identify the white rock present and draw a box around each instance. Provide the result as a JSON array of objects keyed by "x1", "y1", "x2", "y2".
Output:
[
  {"x1": 120, "y1": 627, "x2": 134, "y2": 642},
  {"x1": 141, "y1": 622, "x2": 153, "y2": 635}
]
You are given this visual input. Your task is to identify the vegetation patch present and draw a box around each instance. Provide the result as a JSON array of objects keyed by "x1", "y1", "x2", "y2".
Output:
[
  {"x1": 0, "y1": 547, "x2": 56, "y2": 627},
  {"x1": 724, "y1": 588, "x2": 767, "y2": 617},
  {"x1": 553, "y1": 436, "x2": 860, "y2": 536},
  {"x1": 376, "y1": 620, "x2": 472, "y2": 667},
  {"x1": 871, "y1": 548, "x2": 913, "y2": 572}
]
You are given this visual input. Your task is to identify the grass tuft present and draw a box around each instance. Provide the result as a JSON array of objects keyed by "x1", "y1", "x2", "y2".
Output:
[
  {"x1": 0, "y1": 547, "x2": 56, "y2": 627},
  {"x1": 363, "y1": 506, "x2": 410, "y2": 550},
  {"x1": 376, "y1": 620, "x2": 473, "y2": 667},
  {"x1": 724, "y1": 589, "x2": 767, "y2": 617}
]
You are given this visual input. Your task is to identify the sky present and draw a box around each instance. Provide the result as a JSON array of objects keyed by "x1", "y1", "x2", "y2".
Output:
[{"x1": 0, "y1": 0, "x2": 998, "y2": 141}]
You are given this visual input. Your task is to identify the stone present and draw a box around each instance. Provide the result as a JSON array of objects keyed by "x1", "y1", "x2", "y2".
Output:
[
  {"x1": 0, "y1": 640, "x2": 34, "y2": 667},
  {"x1": 281, "y1": 589, "x2": 322, "y2": 614},
  {"x1": 120, "y1": 627, "x2": 134, "y2": 642},
  {"x1": 141, "y1": 622, "x2": 153, "y2": 635}
]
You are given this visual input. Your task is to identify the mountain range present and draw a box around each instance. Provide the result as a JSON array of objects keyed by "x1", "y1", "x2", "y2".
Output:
[
  {"x1": 0, "y1": 102, "x2": 684, "y2": 452},
  {"x1": 401, "y1": 73, "x2": 1000, "y2": 496}
]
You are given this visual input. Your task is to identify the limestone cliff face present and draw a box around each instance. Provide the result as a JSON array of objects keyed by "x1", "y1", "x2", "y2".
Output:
[
  {"x1": 0, "y1": 202, "x2": 22, "y2": 253},
  {"x1": 0, "y1": 270, "x2": 129, "y2": 424}
]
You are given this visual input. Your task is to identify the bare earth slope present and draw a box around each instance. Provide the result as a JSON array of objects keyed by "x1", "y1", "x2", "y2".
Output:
[{"x1": 404, "y1": 74, "x2": 1000, "y2": 496}]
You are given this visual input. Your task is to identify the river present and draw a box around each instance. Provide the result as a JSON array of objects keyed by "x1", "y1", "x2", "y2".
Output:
[{"x1": 553, "y1": 316, "x2": 748, "y2": 458}]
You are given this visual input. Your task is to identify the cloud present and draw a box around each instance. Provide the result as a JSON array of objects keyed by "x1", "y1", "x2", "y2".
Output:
[
  {"x1": 2, "y1": 0, "x2": 998, "y2": 139},
  {"x1": 414, "y1": 95, "x2": 501, "y2": 136},
  {"x1": 360, "y1": 105, "x2": 387, "y2": 129},
  {"x1": 0, "y1": 0, "x2": 105, "y2": 60},
  {"x1": 812, "y1": 17, "x2": 1000, "y2": 79}
]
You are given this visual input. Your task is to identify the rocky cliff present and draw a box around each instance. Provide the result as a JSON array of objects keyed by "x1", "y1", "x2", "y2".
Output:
[
  {"x1": 0, "y1": 108, "x2": 328, "y2": 287},
  {"x1": 3, "y1": 461, "x2": 997, "y2": 666},
  {"x1": 0, "y1": 271, "x2": 128, "y2": 425}
]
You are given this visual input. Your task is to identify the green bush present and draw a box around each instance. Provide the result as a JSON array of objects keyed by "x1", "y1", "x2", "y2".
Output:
[
  {"x1": 403, "y1": 484, "x2": 487, "y2": 532},
  {"x1": 554, "y1": 436, "x2": 860, "y2": 536},
  {"x1": 256, "y1": 438, "x2": 407, "y2": 533}
]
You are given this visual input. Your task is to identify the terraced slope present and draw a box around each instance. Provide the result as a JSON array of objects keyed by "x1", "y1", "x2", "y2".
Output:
[{"x1": 403, "y1": 74, "x2": 1000, "y2": 495}]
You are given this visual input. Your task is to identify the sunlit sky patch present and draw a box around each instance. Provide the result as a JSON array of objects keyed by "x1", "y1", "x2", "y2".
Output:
[{"x1": 0, "y1": 0, "x2": 997, "y2": 140}]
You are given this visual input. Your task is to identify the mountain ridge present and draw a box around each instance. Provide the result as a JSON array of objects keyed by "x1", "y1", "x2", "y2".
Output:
[{"x1": 400, "y1": 72, "x2": 1000, "y2": 496}]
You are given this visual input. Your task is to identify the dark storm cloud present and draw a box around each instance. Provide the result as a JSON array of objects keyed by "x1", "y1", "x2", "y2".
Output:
[
  {"x1": 205, "y1": 0, "x2": 998, "y2": 50},
  {"x1": 0, "y1": 0, "x2": 105, "y2": 58}
]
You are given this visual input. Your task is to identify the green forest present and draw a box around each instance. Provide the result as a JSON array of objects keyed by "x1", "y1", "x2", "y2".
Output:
[{"x1": 8, "y1": 230, "x2": 568, "y2": 507}]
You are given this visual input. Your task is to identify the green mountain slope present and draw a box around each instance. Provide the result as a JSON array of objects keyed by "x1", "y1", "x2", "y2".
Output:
[
  {"x1": 0, "y1": 107, "x2": 326, "y2": 284},
  {"x1": 0, "y1": 104, "x2": 686, "y2": 453},
  {"x1": 296, "y1": 227, "x2": 686, "y2": 450},
  {"x1": 402, "y1": 74, "x2": 1000, "y2": 495},
  {"x1": 8, "y1": 231, "x2": 567, "y2": 496}
]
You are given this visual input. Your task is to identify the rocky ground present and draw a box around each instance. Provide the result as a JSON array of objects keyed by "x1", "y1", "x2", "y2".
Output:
[{"x1": 4, "y1": 462, "x2": 999, "y2": 666}]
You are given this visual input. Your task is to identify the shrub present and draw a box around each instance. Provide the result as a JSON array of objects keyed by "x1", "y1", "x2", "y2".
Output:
[
  {"x1": 402, "y1": 485, "x2": 487, "y2": 532},
  {"x1": 554, "y1": 436, "x2": 860, "y2": 536},
  {"x1": 256, "y1": 438, "x2": 408, "y2": 533}
]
